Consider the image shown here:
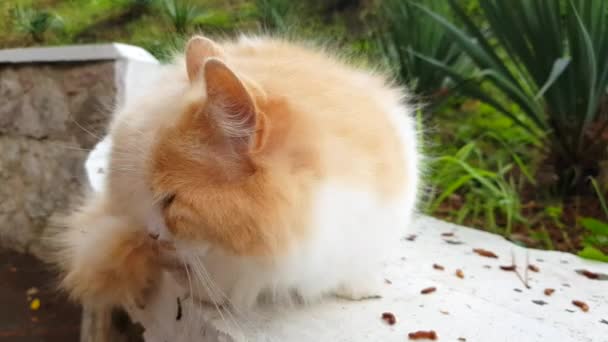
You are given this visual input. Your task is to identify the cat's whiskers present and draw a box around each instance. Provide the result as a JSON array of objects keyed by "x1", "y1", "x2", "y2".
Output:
[
  {"x1": 179, "y1": 258, "x2": 202, "y2": 339},
  {"x1": 188, "y1": 254, "x2": 252, "y2": 339},
  {"x1": 69, "y1": 117, "x2": 105, "y2": 141},
  {"x1": 186, "y1": 255, "x2": 237, "y2": 335}
]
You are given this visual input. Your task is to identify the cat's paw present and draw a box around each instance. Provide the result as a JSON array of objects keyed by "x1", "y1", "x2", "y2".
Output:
[{"x1": 334, "y1": 278, "x2": 382, "y2": 301}]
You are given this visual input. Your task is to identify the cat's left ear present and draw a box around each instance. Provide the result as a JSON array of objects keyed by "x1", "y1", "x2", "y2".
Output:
[{"x1": 203, "y1": 58, "x2": 259, "y2": 155}]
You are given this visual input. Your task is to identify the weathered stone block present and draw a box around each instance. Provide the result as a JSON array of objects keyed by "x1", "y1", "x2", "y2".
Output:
[{"x1": 0, "y1": 44, "x2": 159, "y2": 259}]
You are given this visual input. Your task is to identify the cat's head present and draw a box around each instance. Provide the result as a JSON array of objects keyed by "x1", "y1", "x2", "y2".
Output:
[{"x1": 110, "y1": 36, "x2": 311, "y2": 257}]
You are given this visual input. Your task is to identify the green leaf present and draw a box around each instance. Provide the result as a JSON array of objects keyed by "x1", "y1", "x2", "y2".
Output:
[
  {"x1": 590, "y1": 177, "x2": 608, "y2": 219},
  {"x1": 580, "y1": 218, "x2": 608, "y2": 235},
  {"x1": 430, "y1": 174, "x2": 474, "y2": 213},
  {"x1": 535, "y1": 57, "x2": 571, "y2": 100},
  {"x1": 578, "y1": 246, "x2": 608, "y2": 262}
]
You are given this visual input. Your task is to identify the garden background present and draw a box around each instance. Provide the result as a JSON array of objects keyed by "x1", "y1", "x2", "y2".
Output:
[{"x1": 1, "y1": 0, "x2": 607, "y2": 262}]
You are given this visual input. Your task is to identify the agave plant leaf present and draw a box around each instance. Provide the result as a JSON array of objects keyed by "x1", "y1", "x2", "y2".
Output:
[
  {"x1": 374, "y1": 0, "x2": 468, "y2": 100},
  {"x1": 415, "y1": 0, "x2": 608, "y2": 192},
  {"x1": 535, "y1": 58, "x2": 571, "y2": 100}
]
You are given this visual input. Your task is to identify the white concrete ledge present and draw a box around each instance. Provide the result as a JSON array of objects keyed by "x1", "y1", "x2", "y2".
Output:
[
  {"x1": 85, "y1": 138, "x2": 608, "y2": 342},
  {"x1": 0, "y1": 43, "x2": 158, "y2": 64}
]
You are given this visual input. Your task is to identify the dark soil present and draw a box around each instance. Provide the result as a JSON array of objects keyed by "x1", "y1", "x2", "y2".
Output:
[{"x1": 0, "y1": 249, "x2": 81, "y2": 342}]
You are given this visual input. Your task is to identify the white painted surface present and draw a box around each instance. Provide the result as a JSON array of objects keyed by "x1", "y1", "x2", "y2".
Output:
[
  {"x1": 0, "y1": 43, "x2": 158, "y2": 64},
  {"x1": 86, "y1": 138, "x2": 608, "y2": 342}
]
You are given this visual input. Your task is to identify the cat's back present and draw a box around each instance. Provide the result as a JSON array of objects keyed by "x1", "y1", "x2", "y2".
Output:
[{"x1": 225, "y1": 36, "x2": 418, "y2": 200}]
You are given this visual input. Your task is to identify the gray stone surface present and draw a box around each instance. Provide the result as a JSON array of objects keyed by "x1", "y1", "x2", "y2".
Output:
[{"x1": 0, "y1": 61, "x2": 116, "y2": 257}]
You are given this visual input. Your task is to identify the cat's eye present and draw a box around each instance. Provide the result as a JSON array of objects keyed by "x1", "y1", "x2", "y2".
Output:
[{"x1": 161, "y1": 193, "x2": 176, "y2": 209}]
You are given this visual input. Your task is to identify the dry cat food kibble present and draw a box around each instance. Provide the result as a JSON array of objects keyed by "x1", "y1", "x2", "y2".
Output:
[
  {"x1": 528, "y1": 264, "x2": 540, "y2": 272},
  {"x1": 406, "y1": 234, "x2": 418, "y2": 242},
  {"x1": 381, "y1": 312, "x2": 397, "y2": 325},
  {"x1": 433, "y1": 264, "x2": 445, "y2": 271},
  {"x1": 473, "y1": 248, "x2": 499, "y2": 258},
  {"x1": 455, "y1": 269, "x2": 465, "y2": 279},
  {"x1": 441, "y1": 232, "x2": 454, "y2": 237},
  {"x1": 544, "y1": 288, "x2": 555, "y2": 296},
  {"x1": 576, "y1": 269, "x2": 600, "y2": 279},
  {"x1": 408, "y1": 330, "x2": 438, "y2": 340},
  {"x1": 572, "y1": 300, "x2": 589, "y2": 312},
  {"x1": 420, "y1": 287, "x2": 437, "y2": 294},
  {"x1": 499, "y1": 265, "x2": 516, "y2": 271}
]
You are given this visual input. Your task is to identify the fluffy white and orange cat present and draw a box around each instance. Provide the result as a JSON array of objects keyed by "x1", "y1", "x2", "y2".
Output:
[{"x1": 53, "y1": 34, "x2": 420, "y2": 312}]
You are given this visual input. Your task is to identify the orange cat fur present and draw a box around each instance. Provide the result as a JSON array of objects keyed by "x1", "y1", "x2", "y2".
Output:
[{"x1": 52, "y1": 35, "x2": 420, "y2": 310}]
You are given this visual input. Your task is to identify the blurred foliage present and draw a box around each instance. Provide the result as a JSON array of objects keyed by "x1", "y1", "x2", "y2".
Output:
[
  {"x1": 373, "y1": 0, "x2": 469, "y2": 102},
  {"x1": 414, "y1": 0, "x2": 608, "y2": 194},
  {"x1": 577, "y1": 178, "x2": 608, "y2": 261},
  {"x1": 161, "y1": 0, "x2": 204, "y2": 34},
  {"x1": 0, "y1": 0, "x2": 606, "y2": 259},
  {"x1": 10, "y1": 5, "x2": 64, "y2": 42}
]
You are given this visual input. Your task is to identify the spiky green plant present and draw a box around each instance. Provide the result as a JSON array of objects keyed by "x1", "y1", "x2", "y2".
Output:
[
  {"x1": 374, "y1": 0, "x2": 468, "y2": 101},
  {"x1": 415, "y1": 0, "x2": 608, "y2": 193},
  {"x1": 11, "y1": 5, "x2": 63, "y2": 42},
  {"x1": 162, "y1": 0, "x2": 203, "y2": 34}
]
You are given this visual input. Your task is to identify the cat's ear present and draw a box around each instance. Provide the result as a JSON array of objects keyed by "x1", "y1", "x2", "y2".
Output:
[
  {"x1": 203, "y1": 58, "x2": 258, "y2": 154},
  {"x1": 185, "y1": 35, "x2": 225, "y2": 82}
]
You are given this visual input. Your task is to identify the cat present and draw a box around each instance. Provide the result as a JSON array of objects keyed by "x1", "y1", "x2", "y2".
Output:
[{"x1": 51, "y1": 34, "x2": 421, "y2": 312}]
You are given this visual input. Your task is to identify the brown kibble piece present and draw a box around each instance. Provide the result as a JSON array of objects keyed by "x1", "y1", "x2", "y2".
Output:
[
  {"x1": 421, "y1": 287, "x2": 437, "y2": 295},
  {"x1": 432, "y1": 264, "x2": 445, "y2": 271},
  {"x1": 458, "y1": 338, "x2": 467, "y2": 342},
  {"x1": 572, "y1": 300, "x2": 589, "y2": 312},
  {"x1": 385, "y1": 279, "x2": 392, "y2": 285},
  {"x1": 408, "y1": 330, "x2": 438, "y2": 340},
  {"x1": 528, "y1": 264, "x2": 539, "y2": 272},
  {"x1": 544, "y1": 288, "x2": 555, "y2": 296},
  {"x1": 499, "y1": 265, "x2": 516, "y2": 271},
  {"x1": 406, "y1": 234, "x2": 417, "y2": 241},
  {"x1": 576, "y1": 269, "x2": 600, "y2": 279},
  {"x1": 455, "y1": 269, "x2": 464, "y2": 279},
  {"x1": 473, "y1": 248, "x2": 498, "y2": 258},
  {"x1": 441, "y1": 232, "x2": 454, "y2": 237},
  {"x1": 381, "y1": 312, "x2": 397, "y2": 325}
]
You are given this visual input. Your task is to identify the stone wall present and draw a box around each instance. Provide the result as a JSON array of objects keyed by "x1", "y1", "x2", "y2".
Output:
[{"x1": 0, "y1": 61, "x2": 116, "y2": 258}]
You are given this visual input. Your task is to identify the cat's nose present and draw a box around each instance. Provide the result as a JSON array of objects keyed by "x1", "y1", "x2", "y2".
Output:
[{"x1": 147, "y1": 206, "x2": 172, "y2": 242}]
